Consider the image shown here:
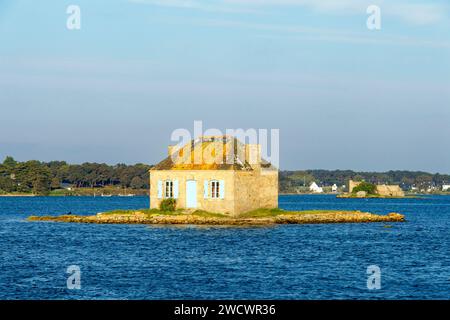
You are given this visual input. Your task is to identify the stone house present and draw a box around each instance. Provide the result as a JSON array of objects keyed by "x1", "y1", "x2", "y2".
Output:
[
  {"x1": 331, "y1": 184, "x2": 338, "y2": 193},
  {"x1": 149, "y1": 136, "x2": 278, "y2": 215}
]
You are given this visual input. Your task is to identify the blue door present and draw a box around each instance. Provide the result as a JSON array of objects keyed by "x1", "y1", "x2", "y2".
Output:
[{"x1": 186, "y1": 180, "x2": 197, "y2": 208}]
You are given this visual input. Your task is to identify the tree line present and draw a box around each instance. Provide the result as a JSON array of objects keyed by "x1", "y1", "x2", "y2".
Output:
[
  {"x1": 0, "y1": 156, "x2": 151, "y2": 195},
  {"x1": 1, "y1": 156, "x2": 449, "y2": 195}
]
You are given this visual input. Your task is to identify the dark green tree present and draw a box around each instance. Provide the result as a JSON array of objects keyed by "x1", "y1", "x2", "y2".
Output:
[
  {"x1": 352, "y1": 182, "x2": 377, "y2": 195},
  {"x1": 130, "y1": 176, "x2": 145, "y2": 189},
  {"x1": 50, "y1": 177, "x2": 61, "y2": 190},
  {"x1": 3, "y1": 156, "x2": 17, "y2": 168}
]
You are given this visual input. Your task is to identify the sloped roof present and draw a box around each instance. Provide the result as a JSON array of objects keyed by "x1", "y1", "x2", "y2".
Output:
[{"x1": 151, "y1": 136, "x2": 273, "y2": 171}]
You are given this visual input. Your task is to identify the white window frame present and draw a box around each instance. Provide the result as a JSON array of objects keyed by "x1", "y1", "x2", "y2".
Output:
[
  {"x1": 210, "y1": 180, "x2": 220, "y2": 199},
  {"x1": 165, "y1": 180, "x2": 173, "y2": 198}
]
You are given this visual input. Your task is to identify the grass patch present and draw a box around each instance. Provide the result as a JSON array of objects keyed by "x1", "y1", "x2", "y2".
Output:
[
  {"x1": 98, "y1": 208, "x2": 363, "y2": 218},
  {"x1": 103, "y1": 208, "x2": 227, "y2": 216},
  {"x1": 239, "y1": 208, "x2": 286, "y2": 218},
  {"x1": 101, "y1": 208, "x2": 229, "y2": 218},
  {"x1": 238, "y1": 208, "x2": 352, "y2": 218},
  {"x1": 190, "y1": 210, "x2": 228, "y2": 218}
]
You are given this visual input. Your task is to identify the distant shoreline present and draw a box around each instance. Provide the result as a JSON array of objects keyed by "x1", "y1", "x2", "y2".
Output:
[
  {"x1": 1, "y1": 156, "x2": 449, "y2": 197},
  {"x1": 0, "y1": 194, "x2": 36, "y2": 197},
  {"x1": 1, "y1": 192, "x2": 446, "y2": 197}
]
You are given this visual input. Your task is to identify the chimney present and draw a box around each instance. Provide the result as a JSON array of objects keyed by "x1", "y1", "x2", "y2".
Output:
[
  {"x1": 168, "y1": 145, "x2": 177, "y2": 157},
  {"x1": 245, "y1": 144, "x2": 261, "y2": 166}
]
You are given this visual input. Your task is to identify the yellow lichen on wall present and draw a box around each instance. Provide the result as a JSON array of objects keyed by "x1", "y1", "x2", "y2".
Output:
[{"x1": 234, "y1": 169, "x2": 278, "y2": 214}]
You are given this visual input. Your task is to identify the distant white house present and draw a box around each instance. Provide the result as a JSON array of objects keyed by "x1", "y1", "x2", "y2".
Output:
[
  {"x1": 443, "y1": 185, "x2": 450, "y2": 192},
  {"x1": 331, "y1": 184, "x2": 338, "y2": 193},
  {"x1": 309, "y1": 182, "x2": 323, "y2": 193}
]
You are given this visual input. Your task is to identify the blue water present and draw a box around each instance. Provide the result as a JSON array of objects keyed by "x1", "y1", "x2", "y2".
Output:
[{"x1": 0, "y1": 195, "x2": 449, "y2": 300}]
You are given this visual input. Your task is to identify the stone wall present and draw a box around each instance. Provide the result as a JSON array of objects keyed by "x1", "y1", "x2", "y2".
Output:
[
  {"x1": 234, "y1": 169, "x2": 278, "y2": 214},
  {"x1": 149, "y1": 170, "x2": 235, "y2": 214},
  {"x1": 376, "y1": 185, "x2": 405, "y2": 197},
  {"x1": 348, "y1": 180, "x2": 361, "y2": 193}
]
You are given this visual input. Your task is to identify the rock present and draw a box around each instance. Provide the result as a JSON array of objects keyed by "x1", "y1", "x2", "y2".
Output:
[{"x1": 356, "y1": 191, "x2": 367, "y2": 198}]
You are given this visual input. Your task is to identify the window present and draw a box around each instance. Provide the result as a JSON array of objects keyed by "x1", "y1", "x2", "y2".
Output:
[
  {"x1": 211, "y1": 180, "x2": 220, "y2": 199},
  {"x1": 165, "y1": 180, "x2": 173, "y2": 198}
]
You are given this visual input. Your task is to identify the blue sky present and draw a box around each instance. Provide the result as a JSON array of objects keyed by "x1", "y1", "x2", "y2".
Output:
[{"x1": 0, "y1": 0, "x2": 449, "y2": 172}]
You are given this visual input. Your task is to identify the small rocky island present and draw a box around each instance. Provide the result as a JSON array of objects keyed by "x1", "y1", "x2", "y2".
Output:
[
  {"x1": 338, "y1": 180, "x2": 406, "y2": 198},
  {"x1": 28, "y1": 208, "x2": 405, "y2": 226}
]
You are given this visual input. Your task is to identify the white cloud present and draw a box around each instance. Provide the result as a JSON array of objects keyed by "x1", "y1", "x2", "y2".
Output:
[
  {"x1": 129, "y1": 0, "x2": 448, "y2": 25},
  {"x1": 225, "y1": 0, "x2": 365, "y2": 13},
  {"x1": 143, "y1": 16, "x2": 450, "y2": 49},
  {"x1": 128, "y1": 0, "x2": 258, "y2": 13},
  {"x1": 387, "y1": 3, "x2": 446, "y2": 25}
]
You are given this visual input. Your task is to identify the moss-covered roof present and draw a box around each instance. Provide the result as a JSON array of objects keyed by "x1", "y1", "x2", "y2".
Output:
[{"x1": 151, "y1": 136, "x2": 273, "y2": 171}]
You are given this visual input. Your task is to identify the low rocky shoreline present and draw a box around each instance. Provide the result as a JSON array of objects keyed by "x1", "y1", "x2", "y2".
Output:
[
  {"x1": 337, "y1": 194, "x2": 405, "y2": 199},
  {"x1": 28, "y1": 209, "x2": 405, "y2": 226},
  {"x1": 0, "y1": 194, "x2": 36, "y2": 197}
]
